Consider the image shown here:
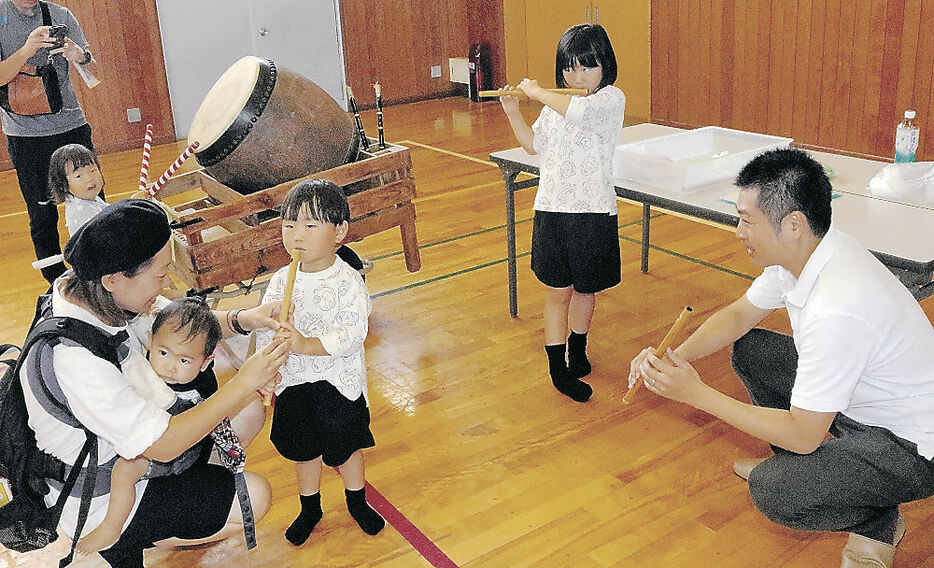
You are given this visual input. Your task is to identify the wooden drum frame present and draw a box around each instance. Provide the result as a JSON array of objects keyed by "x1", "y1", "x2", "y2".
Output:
[{"x1": 154, "y1": 140, "x2": 420, "y2": 292}]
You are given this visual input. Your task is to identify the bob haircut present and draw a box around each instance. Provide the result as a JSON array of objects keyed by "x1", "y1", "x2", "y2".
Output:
[
  {"x1": 280, "y1": 178, "x2": 350, "y2": 226},
  {"x1": 555, "y1": 24, "x2": 617, "y2": 92},
  {"x1": 48, "y1": 144, "x2": 101, "y2": 204}
]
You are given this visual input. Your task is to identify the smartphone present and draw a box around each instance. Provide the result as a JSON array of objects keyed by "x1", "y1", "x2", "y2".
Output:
[{"x1": 48, "y1": 24, "x2": 67, "y2": 49}]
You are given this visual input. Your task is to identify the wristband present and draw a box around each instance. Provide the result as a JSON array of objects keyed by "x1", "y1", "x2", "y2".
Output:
[
  {"x1": 230, "y1": 309, "x2": 250, "y2": 335},
  {"x1": 80, "y1": 49, "x2": 92, "y2": 65}
]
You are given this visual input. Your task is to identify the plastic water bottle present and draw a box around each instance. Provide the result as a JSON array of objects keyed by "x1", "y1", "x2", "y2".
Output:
[{"x1": 894, "y1": 110, "x2": 919, "y2": 163}]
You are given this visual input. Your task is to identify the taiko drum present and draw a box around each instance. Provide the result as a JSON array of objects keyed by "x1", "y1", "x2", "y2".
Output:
[{"x1": 188, "y1": 56, "x2": 358, "y2": 194}]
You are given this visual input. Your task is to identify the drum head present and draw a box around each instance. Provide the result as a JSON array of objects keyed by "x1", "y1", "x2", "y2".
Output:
[{"x1": 188, "y1": 56, "x2": 262, "y2": 149}]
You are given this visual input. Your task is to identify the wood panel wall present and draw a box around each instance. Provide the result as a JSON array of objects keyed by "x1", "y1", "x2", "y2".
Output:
[
  {"x1": 651, "y1": 0, "x2": 934, "y2": 161},
  {"x1": 0, "y1": 1, "x2": 505, "y2": 172},
  {"x1": 0, "y1": 0, "x2": 175, "y2": 171},
  {"x1": 340, "y1": 0, "x2": 471, "y2": 108},
  {"x1": 502, "y1": 0, "x2": 652, "y2": 122},
  {"x1": 502, "y1": 0, "x2": 528, "y2": 88}
]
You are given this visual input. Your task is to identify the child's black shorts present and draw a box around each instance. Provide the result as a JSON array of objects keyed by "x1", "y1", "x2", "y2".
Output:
[
  {"x1": 531, "y1": 210, "x2": 621, "y2": 293},
  {"x1": 271, "y1": 381, "x2": 375, "y2": 467}
]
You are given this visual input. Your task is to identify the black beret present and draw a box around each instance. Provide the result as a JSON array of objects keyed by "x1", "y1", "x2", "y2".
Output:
[{"x1": 64, "y1": 199, "x2": 171, "y2": 281}]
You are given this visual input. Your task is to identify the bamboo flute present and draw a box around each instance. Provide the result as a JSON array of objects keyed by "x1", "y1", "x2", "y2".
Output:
[
  {"x1": 346, "y1": 85, "x2": 370, "y2": 152},
  {"x1": 622, "y1": 306, "x2": 694, "y2": 404},
  {"x1": 264, "y1": 251, "x2": 300, "y2": 406},
  {"x1": 374, "y1": 82, "x2": 386, "y2": 149},
  {"x1": 478, "y1": 88, "x2": 588, "y2": 98}
]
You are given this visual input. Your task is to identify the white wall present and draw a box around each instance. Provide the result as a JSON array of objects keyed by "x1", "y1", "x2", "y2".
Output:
[{"x1": 155, "y1": 0, "x2": 347, "y2": 138}]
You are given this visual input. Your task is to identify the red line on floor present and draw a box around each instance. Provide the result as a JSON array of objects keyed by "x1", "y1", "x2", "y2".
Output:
[{"x1": 365, "y1": 480, "x2": 459, "y2": 568}]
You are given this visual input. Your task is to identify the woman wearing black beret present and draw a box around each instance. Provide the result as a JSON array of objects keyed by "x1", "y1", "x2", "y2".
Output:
[{"x1": 19, "y1": 199, "x2": 289, "y2": 567}]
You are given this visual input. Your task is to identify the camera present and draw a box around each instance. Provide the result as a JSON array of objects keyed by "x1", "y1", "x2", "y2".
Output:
[{"x1": 48, "y1": 24, "x2": 67, "y2": 49}]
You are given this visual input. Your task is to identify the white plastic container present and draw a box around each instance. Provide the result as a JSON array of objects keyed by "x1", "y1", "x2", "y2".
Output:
[{"x1": 613, "y1": 126, "x2": 794, "y2": 194}]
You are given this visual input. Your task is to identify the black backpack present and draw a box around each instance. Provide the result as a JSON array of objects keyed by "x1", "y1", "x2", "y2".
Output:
[{"x1": 0, "y1": 294, "x2": 123, "y2": 567}]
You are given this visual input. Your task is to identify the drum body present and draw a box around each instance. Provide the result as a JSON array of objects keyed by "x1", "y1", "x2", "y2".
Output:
[{"x1": 188, "y1": 56, "x2": 358, "y2": 194}]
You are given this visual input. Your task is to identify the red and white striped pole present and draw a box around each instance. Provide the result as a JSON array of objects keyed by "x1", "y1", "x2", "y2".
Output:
[
  {"x1": 138, "y1": 123, "x2": 153, "y2": 193},
  {"x1": 149, "y1": 141, "x2": 199, "y2": 197}
]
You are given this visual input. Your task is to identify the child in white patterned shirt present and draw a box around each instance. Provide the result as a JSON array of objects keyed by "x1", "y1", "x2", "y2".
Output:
[
  {"x1": 498, "y1": 24, "x2": 626, "y2": 403},
  {"x1": 48, "y1": 143, "x2": 108, "y2": 236},
  {"x1": 257, "y1": 179, "x2": 384, "y2": 545}
]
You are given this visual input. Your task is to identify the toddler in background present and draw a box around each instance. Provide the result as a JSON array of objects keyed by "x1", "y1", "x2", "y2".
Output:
[{"x1": 48, "y1": 143, "x2": 107, "y2": 236}]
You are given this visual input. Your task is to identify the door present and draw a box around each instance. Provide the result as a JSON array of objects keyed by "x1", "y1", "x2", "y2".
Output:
[
  {"x1": 595, "y1": 1, "x2": 650, "y2": 121},
  {"x1": 521, "y1": 0, "x2": 650, "y2": 121},
  {"x1": 249, "y1": 0, "x2": 347, "y2": 109},
  {"x1": 156, "y1": 0, "x2": 251, "y2": 138},
  {"x1": 156, "y1": 0, "x2": 347, "y2": 138}
]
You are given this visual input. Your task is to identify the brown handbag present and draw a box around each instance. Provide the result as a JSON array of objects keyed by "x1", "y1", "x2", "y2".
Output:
[
  {"x1": 0, "y1": 2, "x2": 64, "y2": 116},
  {"x1": 3, "y1": 65, "x2": 61, "y2": 115}
]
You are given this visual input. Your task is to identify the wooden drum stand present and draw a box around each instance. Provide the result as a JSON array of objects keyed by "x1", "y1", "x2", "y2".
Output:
[{"x1": 153, "y1": 139, "x2": 420, "y2": 294}]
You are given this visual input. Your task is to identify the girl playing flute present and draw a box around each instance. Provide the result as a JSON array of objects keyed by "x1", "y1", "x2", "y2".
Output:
[{"x1": 497, "y1": 24, "x2": 626, "y2": 402}]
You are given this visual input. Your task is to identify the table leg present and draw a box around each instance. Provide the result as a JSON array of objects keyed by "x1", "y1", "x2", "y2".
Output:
[
  {"x1": 641, "y1": 202, "x2": 651, "y2": 273},
  {"x1": 502, "y1": 167, "x2": 520, "y2": 318}
]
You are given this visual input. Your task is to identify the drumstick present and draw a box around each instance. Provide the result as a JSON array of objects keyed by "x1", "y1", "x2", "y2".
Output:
[
  {"x1": 32, "y1": 254, "x2": 64, "y2": 270},
  {"x1": 138, "y1": 123, "x2": 153, "y2": 193},
  {"x1": 479, "y1": 88, "x2": 588, "y2": 98},
  {"x1": 265, "y1": 251, "x2": 300, "y2": 406},
  {"x1": 373, "y1": 82, "x2": 386, "y2": 150},
  {"x1": 622, "y1": 306, "x2": 694, "y2": 404},
  {"x1": 346, "y1": 85, "x2": 370, "y2": 152}
]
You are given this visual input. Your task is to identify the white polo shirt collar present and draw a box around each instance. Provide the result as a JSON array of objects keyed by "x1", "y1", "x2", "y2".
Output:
[{"x1": 782, "y1": 224, "x2": 839, "y2": 308}]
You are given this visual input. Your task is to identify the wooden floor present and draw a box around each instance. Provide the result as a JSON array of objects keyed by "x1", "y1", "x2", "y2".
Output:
[{"x1": 1, "y1": 97, "x2": 933, "y2": 567}]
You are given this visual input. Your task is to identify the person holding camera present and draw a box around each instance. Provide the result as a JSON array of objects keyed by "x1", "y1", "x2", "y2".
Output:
[{"x1": 0, "y1": 0, "x2": 96, "y2": 284}]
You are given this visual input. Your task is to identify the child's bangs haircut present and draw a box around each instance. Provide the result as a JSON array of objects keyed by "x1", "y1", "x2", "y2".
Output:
[
  {"x1": 280, "y1": 178, "x2": 350, "y2": 226},
  {"x1": 555, "y1": 24, "x2": 617, "y2": 91},
  {"x1": 48, "y1": 144, "x2": 101, "y2": 204},
  {"x1": 152, "y1": 297, "x2": 222, "y2": 357}
]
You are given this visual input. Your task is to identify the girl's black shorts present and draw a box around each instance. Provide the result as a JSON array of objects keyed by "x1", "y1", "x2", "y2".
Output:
[{"x1": 531, "y1": 210, "x2": 621, "y2": 293}]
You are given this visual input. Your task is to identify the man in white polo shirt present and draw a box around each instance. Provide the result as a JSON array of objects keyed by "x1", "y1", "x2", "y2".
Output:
[{"x1": 629, "y1": 148, "x2": 934, "y2": 568}]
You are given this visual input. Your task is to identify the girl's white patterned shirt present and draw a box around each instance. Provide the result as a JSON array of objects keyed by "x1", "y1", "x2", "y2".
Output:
[
  {"x1": 64, "y1": 194, "x2": 108, "y2": 236},
  {"x1": 531, "y1": 85, "x2": 626, "y2": 214},
  {"x1": 257, "y1": 257, "x2": 371, "y2": 403}
]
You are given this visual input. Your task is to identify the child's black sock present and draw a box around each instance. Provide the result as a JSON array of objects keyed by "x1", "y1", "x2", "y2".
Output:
[
  {"x1": 345, "y1": 487, "x2": 384, "y2": 535},
  {"x1": 545, "y1": 344, "x2": 592, "y2": 402},
  {"x1": 567, "y1": 330, "x2": 591, "y2": 378},
  {"x1": 285, "y1": 492, "x2": 322, "y2": 546}
]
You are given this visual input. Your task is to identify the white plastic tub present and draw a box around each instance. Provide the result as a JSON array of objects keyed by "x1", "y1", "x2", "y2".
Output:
[{"x1": 613, "y1": 126, "x2": 794, "y2": 194}]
